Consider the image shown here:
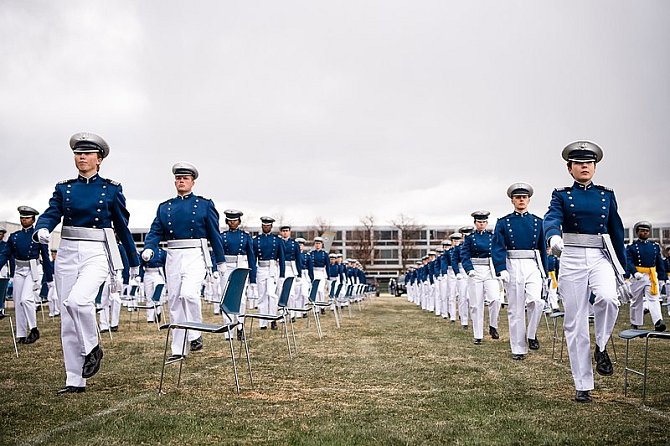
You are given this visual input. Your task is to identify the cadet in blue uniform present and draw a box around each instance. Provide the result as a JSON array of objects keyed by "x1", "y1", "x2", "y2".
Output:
[
  {"x1": 492, "y1": 183, "x2": 547, "y2": 360},
  {"x1": 219, "y1": 210, "x2": 257, "y2": 339},
  {"x1": 0, "y1": 206, "x2": 52, "y2": 344},
  {"x1": 310, "y1": 237, "x2": 330, "y2": 307},
  {"x1": 35, "y1": 132, "x2": 139, "y2": 394},
  {"x1": 462, "y1": 212, "x2": 502, "y2": 344},
  {"x1": 142, "y1": 162, "x2": 225, "y2": 361},
  {"x1": 452, "y1": 228, "x2": 473, "y2": 329},
  {"x1": 544, "y1": 141, "x2": 625, "y2": 403},
  {"x1": 626, "y1": 221, "x2": 667, "y2": 331},
  {"x1": 140, "y1": 247, "x2": 166, "y2": 323},
  {"x1": 253, "y1": 217, "x2": 285, "y2": 329},
  {"x1": 280, "y1": 225, "x2": 303, "y2": 321}
]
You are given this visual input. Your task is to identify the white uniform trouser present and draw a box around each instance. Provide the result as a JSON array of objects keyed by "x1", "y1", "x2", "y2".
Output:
[
  {"x1": 446, "y1": 270, "x2": 458, "y2": 321},
  {"x1": 219, "y1": 258, "x2": 249, "y2": 332},
  {"x1": 143, "y1": 270, "x2": 165, "y2": 322},
  {"x1": 47, "y1": 281, "x2": 60, "y2": 316},
  {"x1": 99, "y1": 275, "x2": 121, "y2": 331},
  {"x1": 547, "y1": 280, "x2": 560, "y2": 310},
  {"x1": 456, "y1": 269, "x2": 469, "y2": 326},
  {"x1": 284, "y1": 260, "x2": 299, "y2": 318},
  {"x1": 467, "y1": 264, "x2": 502, "y2": 340},
  {"x1": 56, "y1": 239, "x2": 109, "y2": 388},
  {"x1": 629, "y1": 274, "x2": 663, "y2": 326},
  {"x1": 559, "y1": 246, "x2": 620, "y2": 391},
  {"x1": 12, "y1": 265, "x2": 40, "y2": 337},
  {"x1": 257, "y1": 263, "x2": 278, "y2": 328},
  {"x1": 437, "y1": 277, "x2": 447, "y2": 317},
  {"x1": 505, "y1": 258, "x2": 544, "y2": 355},
  {"x1": 166, "y1": 248, "x2": 205, "y2": 356},
  {"x1": 314, "y1": 267, "x2": 328, "y2": 303}
]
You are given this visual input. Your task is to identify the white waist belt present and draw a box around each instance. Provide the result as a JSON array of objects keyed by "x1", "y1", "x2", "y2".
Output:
[
  {"x1": 563, "y1": 233, "x2": 603, "y2": 248},
  {"x1": 14, "y1": 259, "x2": 34, "y2": 268},
  {"x1": 471, "y1": 258, "x2": 490, "y2": 265},
  {"x1": 167, "y1": 239, "x2": 202, "y2": 249},
  {"x1": 225, "y1": 255, "x2": 239, "y2": 263},
  {"x1": 61, "y1": 226, "x2": 105, "y2": 242},
  {"x1": 507, "y1": 250, "x2": 536, "y2": 259},
  {"x1": 145, "y1": 267, "x2": 161, "y2": 272},
  {"x1": 258, "y1": 260, "x2": 272, "y2": 267}
]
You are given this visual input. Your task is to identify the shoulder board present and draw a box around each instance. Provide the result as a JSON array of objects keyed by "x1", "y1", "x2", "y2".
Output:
[
  {"x1": 159, "y1": 198, "x2": 172, "y2": 206},
  {"x1": 57, "y1": 178, "x2": 76, "y2": 185},
  {"x1": 553, "y1": 187, "x2": 569, "y2": 192},
  {"x1": 195, "y1": 195, "x2": 212, "y2": 202},
  {"x1": 105, "y1": 178, "x2": 121, "y2": 186},
  {"x1": 595, "y1": 184, "x2": 613, "y2": 192},
  {"x1": 530, "y1": 213, "x2": 543, "y2": 220}
]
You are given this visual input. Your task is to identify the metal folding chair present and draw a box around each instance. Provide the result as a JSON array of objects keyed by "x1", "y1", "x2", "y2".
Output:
[
  {"x1": 158, "y1": 268, "x2": 251, "y2": 394},
  {"x1": 0, "y1": 278, "x2": 18, "y2": 357},
  {"x1": 551, "y1": 312, "x2": 617, "y2": 362},
  {"x1": 129, "y1": 283, "x2": 165, "y2": 329},
  {"x1": 243, "y1": 276, "x2": 295, "y2": 359},
  {"x1": 618, "y1": 328, "x2": 670, "y2": 404}
]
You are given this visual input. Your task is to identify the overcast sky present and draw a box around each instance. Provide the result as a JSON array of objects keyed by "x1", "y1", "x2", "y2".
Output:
[{"x1": 1, "y1": 1, "x2": 668, "y2": 230}]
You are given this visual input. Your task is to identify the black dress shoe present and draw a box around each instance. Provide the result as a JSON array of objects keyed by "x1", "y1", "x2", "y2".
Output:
[
  {"x1": 16, "y1": 337, "x2": 26, "y2": 344},
  {"x1": 655, "y1": 320, "x2": 666, "y2": 332},
  {"x1": 0, "y1": 311, "x2": 5, "y2": 320},
  {"x1": 82, "y1": 345, "x2": 104, "y2": 378},
  {"x1": 57, "y1": 386, "x2": 86, "y2": 395},
  {"x1": 575, "y1": 390, "x2": 592, "y2": 403},
  {"x1": 528, "y1": 338, "x2": 540, "y2": 350},
  {"x1": 630, "y1": 324, "x2": 639, "y2": 329},
  {"x1": 512, "y1": 354, "x2": 525, "y2": 360},
  {"x1": 489, "y1": 326, "x2": 499, "y2": 339},
  {"x1": 99, "y1": 328, "x2": 110, "y2": 333},
  {"x1": 473, "y1": 338, "x2": 482, "y2": 345},
  {"x1": 594, "y1": 345, "x2": 613, "y2": 376},
  {"x1": 270, "y1": 321, "x2": 278, "y2": 330},
  {"x1": 156, "y1": 313, "x2": 162, "y2": 323},
  {"x1": 302, "y1": 313, "x2": 308, "y2": 319},
  {"x1": 260, "y1": 326, "x2": 268, "y2": 330},
  {"x1": 190, "y1": 337, "x2": 203, "y2": 351},
  {"x1": 166, "y1": 354, "x2": 184, "y2": 362},
  {"x1": 110, "y1": 326, "x2": 119, "y2": 333},
  {"x1": 237, "y1": 329, "x2": 245, "y2": 341},
  {"x1": 24, "y1": 327, "x2": 40, "y2": 344},
  {"x1": 320, "y1": 309, "x2": 326, "y2": 315},
  {"x1": 462, "y1": 325, "x2": 468, "y2": 330}
]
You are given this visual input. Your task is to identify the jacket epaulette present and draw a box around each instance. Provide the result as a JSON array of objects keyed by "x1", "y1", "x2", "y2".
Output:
[
  {"x1": 595, "y1": 184, "x2": 613, "y2": 192},
  {"x1": 554, "y1": 186, "x2": 569, "y2": 192},
  {"x1": 57, "y1": 179, "x2": 76, "y2": 185},
  {"x1": 105, "y1": 178, "x2": 121, "y2": 186}
]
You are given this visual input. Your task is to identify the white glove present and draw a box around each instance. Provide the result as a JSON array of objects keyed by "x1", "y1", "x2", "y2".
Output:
[
  {"x1": 37, "y1": 228, "x2": 51, "y2": 244},
  {"x1": 217, "y1": 263, "x2": 225, "y2": 274},
  {"x1": 295, "y1": 276, "x2": 302, "y2": 284},
  {"x1": 32, "y1": 281, "x2": 41, "y2": 292},
  {"x1": 634, "y1": 272, "x2": 644, "y2": 280},
  {"x1": 498, "y1": 270, "x2": 510, "y2": 283},
  {"x1": 141, "y1": 249, "x2": 153, "y2": 262},
  {"x1": 456, "y1": 273, "x2": 464, "y2": 280},
  {"x1": 129, "y1": 266, "x2": 139, "y2": 280},
  {"x1": 467, "y1": 270, "x2": 476, "y2": 278},
  {"x1": 212, "y1": 271, "x2": 220, "y2": 280},
  {"x1": 247, "y1": 283, "x2": 258, "y2": 299},
  {"x1": 47, "y1": 281, "x2": 55, "y2": 289},
  {"x1": 549, "y1": 235, "x2": 564, "y2": 256}
]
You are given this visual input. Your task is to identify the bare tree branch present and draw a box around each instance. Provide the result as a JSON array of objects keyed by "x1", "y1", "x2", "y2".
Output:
[{"x1": 389, "y1": 213, "x2": 425, "y2": 270}]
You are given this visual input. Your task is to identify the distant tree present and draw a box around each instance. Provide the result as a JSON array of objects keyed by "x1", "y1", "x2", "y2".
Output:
[
  {"x1": 349, "y1": 215, "x2": 375, "y2": 267},
  {"x1": 390, "y1": 213, "x2": 425, "y2": 269},
  {"x1": 312, "y1": 216, "x2": 332, "y2": 236}
]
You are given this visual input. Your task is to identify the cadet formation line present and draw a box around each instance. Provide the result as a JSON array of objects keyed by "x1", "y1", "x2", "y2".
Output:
[{"x1": 0, "y1": 133, "x2": 668, "y2": 405}]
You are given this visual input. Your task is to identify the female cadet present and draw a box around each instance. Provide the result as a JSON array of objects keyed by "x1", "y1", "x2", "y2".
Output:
[
  {"x1": 544, "y1": 141, "x2": 625, "y2": 403},
  {"x1": 34, "y1": 132, "x2": 139, "y2": 394}
]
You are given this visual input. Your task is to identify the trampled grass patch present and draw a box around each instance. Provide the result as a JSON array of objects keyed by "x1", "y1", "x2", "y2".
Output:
[{"x1": 1, "y1": 296, "x2": 669, "y2": 445}]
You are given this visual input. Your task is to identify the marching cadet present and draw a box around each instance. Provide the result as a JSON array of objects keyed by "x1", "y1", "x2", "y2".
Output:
[
  {"x1": 140, "y1": 247, "x2": 166, "y2": 323},
  {"x1": 220, "y1": 210, "x2": 257, "y2": 339},
  {"x1": 626, "y1": 221, "x2": 667, "y2": 331},
  {"x1": 0, "y1": 206, "x2": 53, "y2": 344},
  {"x1": 426, "y1": 251, "x2": 438, "y2": 313},
  {"x1": 492, "y1": 183, "x2": 547, "y2": 360},
  {"x1": 443, "y1": 239, "x2": 459, "y2": 323},
  {"x1": 253, "y1": 217, "x2": 285, "y2": 329},
  {"x1": 546, "y1": 249, "x2": 561, "y2": 313},
  {"x1": 142, "y1": 162, "x2": 225, "y2": 361},
  {"x1": 462, "y1": 212, "x2": 502, "y2": 344},
  {"x1": 280, "y1": 225, "x2": 303, "y2": 321},
  {"x1": 436, "y1": 247, "x2": 448, "y2": 318},
  {"x1": 295, "y1": 237, "x2": 313, "y2": 317},
  {"x1": 451, "y1": 228, "x2": 472, "y2": 329},
  {"x1": 544, "y1": 141, "x2": 625, "y2": 403},
  {"x1": 665, "y1": 246, "x2": 670, "y2": 315},
  {"x1": 0, "y1": 227, "x2": 7, "y2": 319},
  {"x1": 309, "y1": 237, "x2": 330, "y2": 306},
  {"x1": 34, "y1": 132, "x2": 139, "y2": 394}
]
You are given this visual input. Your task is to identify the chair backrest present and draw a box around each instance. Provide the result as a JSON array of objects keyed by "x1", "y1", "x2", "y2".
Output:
[
  {"x1": 329, "y1": 280, "x2": 337, "y2": 298},
  {"x1": 220, "y1": 268, "x2": 250, "y2": 316},
  {"x1": 127, "y1": 285, "x2": 139, "y2": 296},
  {"x1": 0, "y1": 278, "x2": 9, "y2": 305},
  {"x1": 335, "y1": 283, "x2": 343, "y2": 298},
  {"x1": 307, "y1": 279, "x2": 321, "y2": 304},
  {"x1": 277, "y1": 277, "x2": 295, "y2": 308},
  {"x1": 95, "y1": 283, "x2": 105, "y2": 305},
  {"x1": 345, "y1": 284, "x2": 353, "y2": 298},
  {"x1": 150, "y1": 283, "x2": 165, "y2": 303}
]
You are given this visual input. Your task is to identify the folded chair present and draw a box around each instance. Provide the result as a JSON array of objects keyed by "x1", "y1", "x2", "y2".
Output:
[
  {"x1": 243, "y1": 276, "x2": 295, "y2": 359},
  {"x1": 158, "y1": 268, "x2": 251, "y2": 394},
  {"x1": 0, "y1": 278, "x2": 18, "y2": 357},
  {"x1": 618, "y1": 328, "x2": 670, "y2": 404}
]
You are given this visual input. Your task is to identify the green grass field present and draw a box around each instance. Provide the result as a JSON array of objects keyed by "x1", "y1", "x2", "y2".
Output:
[{"x1": 2, "y1": 295, "x2": 669, "y2": 445}]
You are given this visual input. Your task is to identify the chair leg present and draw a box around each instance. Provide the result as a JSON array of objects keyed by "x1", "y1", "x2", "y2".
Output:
[
  {"x1": 176, "y1": 329, "x2": 188, "y2": 387},
  {"x1": 287, "y1": 314, "x2": 298, "y2": 354},
  {"x1": 282, "y1": 315, "x2": 292, "y2": 359},
  {"x1": 9, "y1": 316, "x2": 18, "y2": 358},
  {"x1": 242, "y1": 330, "x2": 253, "y2": 387},
  {"x1": 158, "y1": 328, "x2": 171, "y2": 395},
  {"x1": 332, "y1": 302, "x2": 341, "y2": 329},
  {"x1": 227, "y1": 330, "x2": 241, "y2": 394},
  {"x1": 609, "y1": 335, "x2": 618, "y2": 363},
  {"x1": 313, "y1": 306, "x2": 323, "y2": 339},
  {"x1": 643, "y1": 336, "x2": 651, "y2": 404},
  {"x1": 623, "y1": 338, "x2": 631, "y2": 397}
]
